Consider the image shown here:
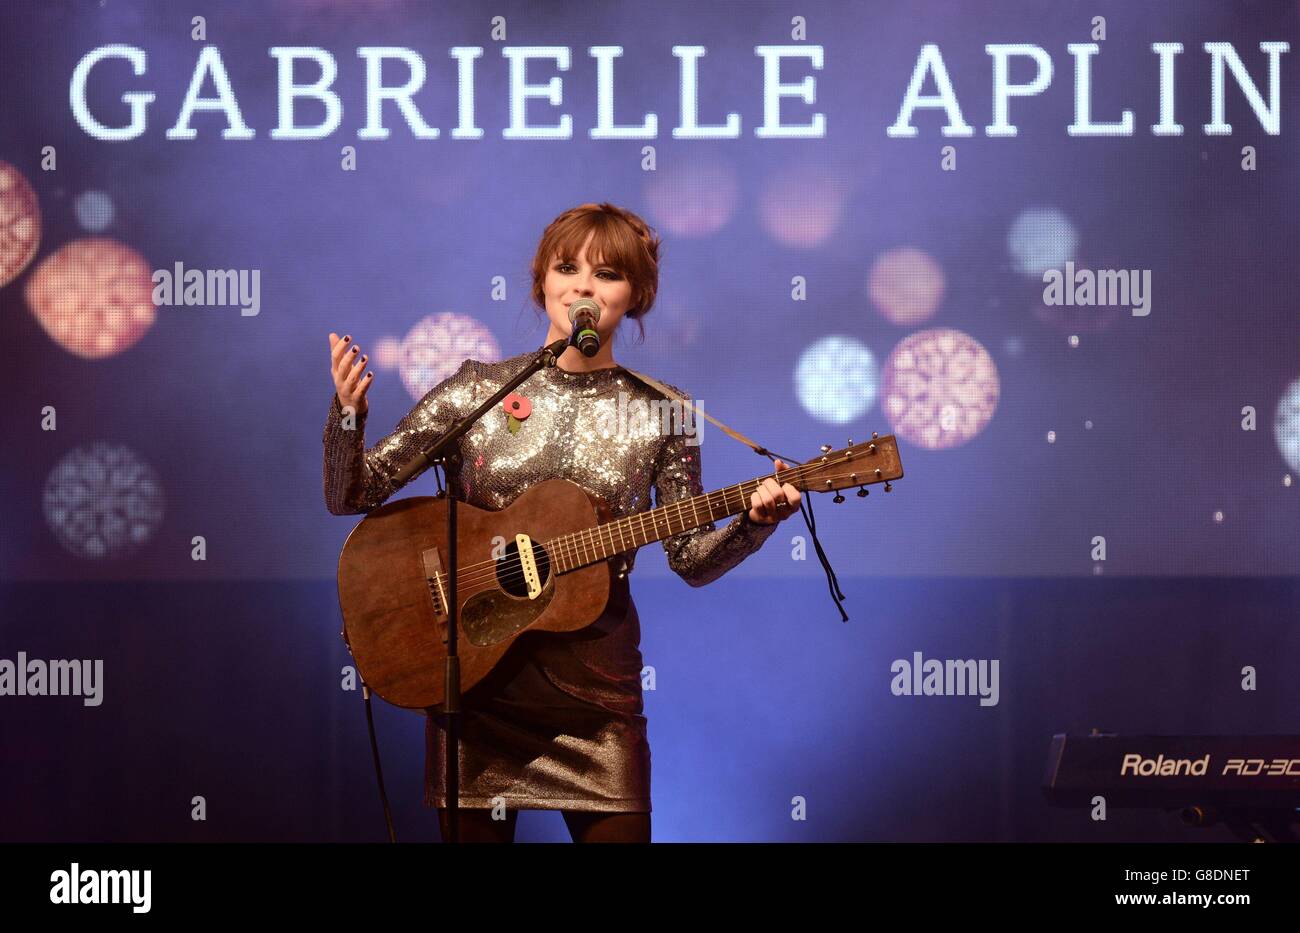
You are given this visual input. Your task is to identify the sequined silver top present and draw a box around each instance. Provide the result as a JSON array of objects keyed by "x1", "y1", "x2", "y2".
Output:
[{"x1": 322, "y1": 350, "x2": 778, "y2": 711}]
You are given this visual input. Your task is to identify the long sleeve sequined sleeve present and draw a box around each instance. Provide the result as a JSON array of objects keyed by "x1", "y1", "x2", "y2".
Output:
[
  {"x1": 323, "y1": 358, "x2": 480, "y2": 515},
  {"x1": 652, "y1": 427, "x2": 779, "y2": 588}
]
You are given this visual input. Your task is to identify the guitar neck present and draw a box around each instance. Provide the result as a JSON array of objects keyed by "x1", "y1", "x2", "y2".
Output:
[
  {"x1": 543, "y1": 434, "x2": 902, "y2": 574},
  {"x1": 547, "y1": 475, "x2": 776, "y2": 574}
]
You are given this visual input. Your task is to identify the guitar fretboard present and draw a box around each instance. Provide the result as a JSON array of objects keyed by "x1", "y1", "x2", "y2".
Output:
[{"x1": 547, "y1": 475, "x2": 783, "y2": 574}]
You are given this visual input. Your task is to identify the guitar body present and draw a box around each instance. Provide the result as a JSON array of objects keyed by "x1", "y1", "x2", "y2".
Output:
[
  {"x1": 336, "y1": 478, "x2": 628, "y2": 711},
  {"x1": 335, "y1": 433, "x2": 903, "y2": 713}
]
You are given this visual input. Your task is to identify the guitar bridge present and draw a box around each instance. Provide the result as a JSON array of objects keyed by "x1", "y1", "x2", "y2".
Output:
[{"x1": 421, "y1": 546, "x2": 449, "y2": 644}]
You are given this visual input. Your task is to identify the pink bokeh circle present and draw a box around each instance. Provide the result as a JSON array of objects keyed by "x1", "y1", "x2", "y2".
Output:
[
  {"x1": 24, "y1": 237, "x2": 156, "y2": 359},
  {"x1": 881, "y1": 328, "x2": 1000, "y2": 450}
]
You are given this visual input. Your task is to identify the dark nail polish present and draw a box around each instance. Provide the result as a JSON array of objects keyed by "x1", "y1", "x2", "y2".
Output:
[{"x1": 343, "y1": 335, "x2": 351, "y2": 342}]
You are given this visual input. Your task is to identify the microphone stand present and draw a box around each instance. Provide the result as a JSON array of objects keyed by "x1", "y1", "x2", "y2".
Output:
[{"x1": 389, "y1": 337, "x2": 570, "y2": 843}]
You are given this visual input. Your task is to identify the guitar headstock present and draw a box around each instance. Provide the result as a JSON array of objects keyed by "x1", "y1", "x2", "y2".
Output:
[{"x1": 793, "y1": 433, "x2": 904, "y2": 499}]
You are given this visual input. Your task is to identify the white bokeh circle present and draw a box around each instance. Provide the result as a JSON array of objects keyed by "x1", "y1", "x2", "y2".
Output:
[
  {"x1": 1008, "y1": 206, "x2": 1078, "y2": 277},
  {"x1": 399, "y1": 312, "x2": 500, "y2": 400},
  {"x1": 43, "y1": 443, "x2": 166, "y2": 559},
  {"x1": 794, "y1": 335, "x2": 879, "y2": 425},
  {"x1": 1273, "y1": 378, "x2": 1300, "y2": 475}
]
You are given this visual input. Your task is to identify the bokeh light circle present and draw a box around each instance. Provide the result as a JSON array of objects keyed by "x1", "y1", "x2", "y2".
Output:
[
  {"x1": 758, "y1": 164, "x2": 852, "y2": 249},
  {"x1": 1033, "y1": 297, "x2": 1118, "y2": 335},
  {"x1": 794, "y1": 335, "x2": 879, "y2": 425},
  {"x1": 881, "y1": 328, "x2": 1000, "y2": 450},
  {"x1": 24, "y1": 237, "x2": 156, "y2": 359},
  {"x1": 399, "y1": 312, "x2": 500, "y2": 400},
  {"x1": 1008, "y1": 206, "x2": 1077, "y2": 277},
  {"x1": 644, "y1": 161, "x2": 739, "y2": 238},
  {"x1": 43, "y1": 443, "x2": 166, "y2": 559},
  {"x1": 74, "y1": 190, "x2": 115, "y2": 232},
  {"x1": 1273, "y1": 377, "x2": 1300, "y2": 475},
  {"x1": 0, "y1": 161, "x2": 42, "y2": 288},
  {"x1": 643, "y1": 297, "x2": 701, "y2": 349},
  {"x1": 868, "y1": 247, "x2": 946, "y2": 326},
  {"x1": 372, "y1": 335, "x2": 403, "y2": 371}
]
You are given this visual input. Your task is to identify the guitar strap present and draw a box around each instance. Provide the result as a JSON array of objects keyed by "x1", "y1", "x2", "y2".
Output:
[{"x1": 621, "y1": 367, "x2": 849, "y2": 622}]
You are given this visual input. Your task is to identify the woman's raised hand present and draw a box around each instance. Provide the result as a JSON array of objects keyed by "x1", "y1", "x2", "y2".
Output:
[{"x1": 329, "y1": 332, "x2": 373, "y2": 416}]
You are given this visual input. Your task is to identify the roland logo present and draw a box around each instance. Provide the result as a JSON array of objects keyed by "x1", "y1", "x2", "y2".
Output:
[{"x1": 1119, "y1": 753, "x2": 1210, "y2": 777}]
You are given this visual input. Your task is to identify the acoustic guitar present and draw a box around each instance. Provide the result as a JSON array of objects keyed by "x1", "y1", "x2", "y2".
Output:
[{"x1": 337, "y1": 435, "x2": 903, "y2": 709}]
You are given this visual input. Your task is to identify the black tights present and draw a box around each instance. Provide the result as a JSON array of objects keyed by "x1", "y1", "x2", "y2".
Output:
[{"x1": 436, "y1": 808, "x2": 650, "y2": 843}]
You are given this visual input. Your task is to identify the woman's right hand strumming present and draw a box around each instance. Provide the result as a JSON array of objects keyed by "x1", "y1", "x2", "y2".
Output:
[{"x1": 329, "y1": 332, "x2": 373, "y2": 417}]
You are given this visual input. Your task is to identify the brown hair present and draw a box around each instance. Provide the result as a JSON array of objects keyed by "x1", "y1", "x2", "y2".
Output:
[{"x1": 529, "y1": 203, "x2": 662, "y2": 343}]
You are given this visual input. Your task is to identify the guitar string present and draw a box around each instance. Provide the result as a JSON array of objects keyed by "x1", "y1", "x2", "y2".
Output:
[
  {"x1": 432, "y1": 478, "x2": 777, "y2": 596},
  {"x1": 437, "y1": 480, "x2": 764, "y2": 595},
  {"x1": 429, "y1": 452, "x2": 875, "y2": 595},
  {"x1": 425, "y1": 450, "x2": 880, "y2": 595}
]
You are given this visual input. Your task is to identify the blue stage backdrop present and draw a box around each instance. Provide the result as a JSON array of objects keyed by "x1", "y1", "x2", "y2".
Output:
[{"x1": 1, "y1": 0, "x2": 1298, "y2": 842}]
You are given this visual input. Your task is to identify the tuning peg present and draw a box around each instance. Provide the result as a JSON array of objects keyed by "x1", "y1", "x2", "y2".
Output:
[
  {"x1": 856, "y1": 486, "x2": 868, "y2": 497},
  {"x1": 833, "y1": 492, "x2": 845, "y2": 503},
  {"x1": 872, "y1": 432, "x2": 879, "y2": 439},
  {"x1": 884, "y1": 481, "x2": 893, "y2": 492},
  {"x1": 820, "y1": 444, "x2": 832, "y2": 453},
  {"x1": 847, "y1": 438, "x2": 854, "y2": 446}
]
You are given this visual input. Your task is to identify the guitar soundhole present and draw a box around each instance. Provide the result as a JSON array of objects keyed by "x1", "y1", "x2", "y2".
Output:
[{"x1": 496, "y1": 539, "x2": 552, "y2": 598}]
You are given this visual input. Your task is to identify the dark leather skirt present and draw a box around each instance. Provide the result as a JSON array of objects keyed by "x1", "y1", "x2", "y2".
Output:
[{"x1": 424, "y1": 596, "x2": 652, "y2": 813}]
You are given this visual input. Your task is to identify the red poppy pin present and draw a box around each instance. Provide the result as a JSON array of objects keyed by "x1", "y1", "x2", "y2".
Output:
[{"x1": 503, "y1": 392, "x2": 532, "y2": 433}]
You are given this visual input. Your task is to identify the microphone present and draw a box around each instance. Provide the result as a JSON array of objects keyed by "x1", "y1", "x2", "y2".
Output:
[{"x1": 567, "y1": 298, "x2": 601, "y2": 357}]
